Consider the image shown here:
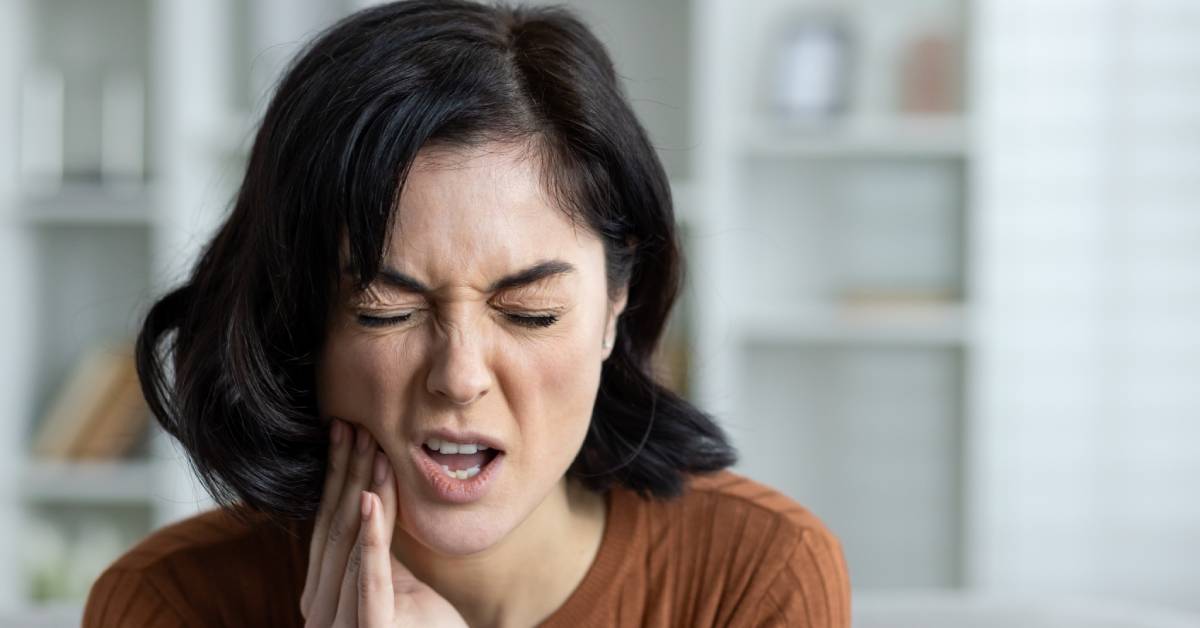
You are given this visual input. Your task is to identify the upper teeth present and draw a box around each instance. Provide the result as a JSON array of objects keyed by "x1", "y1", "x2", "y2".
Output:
[{"x1": 424, "y1": 438, "x2": 489, "y2": 454}]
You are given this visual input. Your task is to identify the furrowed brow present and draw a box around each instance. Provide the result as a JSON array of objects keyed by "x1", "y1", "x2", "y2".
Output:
[
  {"x1": 486, "y1": 259, "x2": 575, "y2": 292},
  {"x1": 344, "y1": 259, "x2": 575, "y2": 294}
]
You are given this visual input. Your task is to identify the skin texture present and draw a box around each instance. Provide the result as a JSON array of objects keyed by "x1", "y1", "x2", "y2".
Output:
[{"x1": 308, "y1": 141, "x2": 625, "y2": 626}]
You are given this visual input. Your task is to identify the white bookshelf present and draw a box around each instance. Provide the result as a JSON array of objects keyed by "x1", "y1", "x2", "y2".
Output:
[
  {"x1": 0, "y1": 0, "x2": 302, "y2": 619},
  {"x1": 0, "y1": 0, "x2": 210, "y2": 618},
  {"x1": 690, "y1": 0, "x2": 973, "y2": 591}
]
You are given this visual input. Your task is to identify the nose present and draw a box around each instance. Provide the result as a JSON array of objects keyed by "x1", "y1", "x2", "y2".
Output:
[{"x1": 425, "y1": 325, "x2": 492, "y2": 405}]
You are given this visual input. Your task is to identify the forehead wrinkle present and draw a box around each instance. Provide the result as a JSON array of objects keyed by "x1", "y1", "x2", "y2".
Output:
[
  {"x1": 387, "y1": 221, "x2": 565, "y2": 297},
  {"x1": 378, "y1": 141, "x2": 590, "y2": 297}
]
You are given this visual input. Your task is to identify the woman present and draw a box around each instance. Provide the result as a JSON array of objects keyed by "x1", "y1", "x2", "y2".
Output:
[{"x1": 83, "y1": 1, "x2": 850, "y2": 626}]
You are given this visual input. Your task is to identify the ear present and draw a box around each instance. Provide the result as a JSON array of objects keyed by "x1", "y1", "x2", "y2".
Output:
[{"x1": 602, "y1": 284, "x2": 629, "y2": 361}]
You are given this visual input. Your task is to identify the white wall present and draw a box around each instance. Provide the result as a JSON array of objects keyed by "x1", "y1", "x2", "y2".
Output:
[{"x1": 970, "y1": 0, "x2": 1200, "y2": 611}]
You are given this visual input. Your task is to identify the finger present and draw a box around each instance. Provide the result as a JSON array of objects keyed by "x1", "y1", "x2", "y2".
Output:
[
  {"x1": 374, "y1": 447, "x2": 398, "y2": 549},
  {"x1": 332, "y1": 498, "x2": 362, "y2": 628},
  {"x1": 335, "y1": 449, "x2": 392, "y2": 626},
  {"x1": 358, "y1": 491, "x2": 395, "y2": 627},
  {"x1": 312, "y1": 424, "x2": 377, "y2": 626},
  {"x1": 300, "y1": 417, "x2": 350, "y2": 620},
  {"x1": 378, "y1": 468, "x2": 425, "y2": 595}
]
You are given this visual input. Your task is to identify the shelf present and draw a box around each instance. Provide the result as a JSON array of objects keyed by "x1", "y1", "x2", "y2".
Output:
[
  {"x1": 743, "y1": 115, "x2": 968, "y2": 159},
  {"x1": 14, "y1": 183, "x2": 153, "y2": 226},
  {"x1": 0, "y1": 601, "x2": 83, "y2": 628},
  {"x1": 737, "y1": 301, "x2": 969, "y2": 347},
  {"x1": 20, "y1": 460, "x2": 157, "y2": 505}
]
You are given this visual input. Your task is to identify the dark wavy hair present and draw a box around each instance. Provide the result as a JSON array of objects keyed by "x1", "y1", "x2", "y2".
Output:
[{"x1": 136, "y1": 0, "x2": 736, "y2": 524}]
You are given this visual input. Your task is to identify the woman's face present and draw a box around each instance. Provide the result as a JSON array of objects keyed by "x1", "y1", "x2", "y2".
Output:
[{"x1": 317, "y1": 142, "x2": 625, "y2": 556}]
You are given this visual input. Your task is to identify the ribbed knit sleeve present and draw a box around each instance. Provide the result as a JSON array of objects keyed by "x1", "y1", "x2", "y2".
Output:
[
  {"x1": 753, "y1": 525, "x2": 852, "y2": 627},
  {"x1": 80, "y1": 505, "x2": 311, "y2": 627},
  {"x1": 82, "y1": 568, "x2": 187, "y2": 628}
]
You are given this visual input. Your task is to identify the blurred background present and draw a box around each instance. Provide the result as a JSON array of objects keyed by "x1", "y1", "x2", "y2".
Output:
[{"x1": 1, "y1": 0, "x2": 1198, "y2": 626}]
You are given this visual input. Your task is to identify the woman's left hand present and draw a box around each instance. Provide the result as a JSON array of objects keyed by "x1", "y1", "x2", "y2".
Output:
[{"x1": 301, "y1": 420, "x2": 468, "y2": 627}]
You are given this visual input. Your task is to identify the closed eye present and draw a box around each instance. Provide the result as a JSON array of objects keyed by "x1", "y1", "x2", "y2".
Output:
[
  {"x1": 505, "y1": 313, "x2": 559, "y2": 328},
  {"x1": 356, "y1": 313, "x2": 412, "y2": 328},
  {"x1": 354, "y1": 311, "x2": 559, "y2": 329}
]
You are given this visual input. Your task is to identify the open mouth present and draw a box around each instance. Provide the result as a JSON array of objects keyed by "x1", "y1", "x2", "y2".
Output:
[{"x1": 421, "y1": 438, "x2": 503, "y2": 480}]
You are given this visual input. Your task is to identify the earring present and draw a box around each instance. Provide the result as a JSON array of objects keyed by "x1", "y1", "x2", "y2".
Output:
[{"x1": 602, "y1": 337, "x2": 611, "y2": 350}]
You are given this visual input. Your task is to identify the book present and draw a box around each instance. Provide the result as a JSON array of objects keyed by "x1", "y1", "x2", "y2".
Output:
[
  {"x1": 32, "y1": 342, "x2": 150, "y2": 460},
  {"x1": 68, "y1": 357, "x2": 150, "y2": 459}
]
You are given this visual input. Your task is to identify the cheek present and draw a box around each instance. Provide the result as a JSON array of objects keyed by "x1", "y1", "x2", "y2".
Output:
[
  {"x1": 316, "y1": 327, "x2": 415, "y2": 425},
  {"x1": 541, "y1": 345, "x2": 601, "y2": 410},
  {"x1": 503, "y1": 330, "x2": 603, "y2": 461}
]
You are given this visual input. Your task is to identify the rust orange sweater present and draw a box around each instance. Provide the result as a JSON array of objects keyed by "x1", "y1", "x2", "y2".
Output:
[{"x1": 83, "y1": 470, "x2": 850, "y2": 627}]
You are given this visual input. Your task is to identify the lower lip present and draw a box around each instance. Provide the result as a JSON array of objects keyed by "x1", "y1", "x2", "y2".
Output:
[{"x1": 412, "y1": 446, "x2": 505, "y2": 504}]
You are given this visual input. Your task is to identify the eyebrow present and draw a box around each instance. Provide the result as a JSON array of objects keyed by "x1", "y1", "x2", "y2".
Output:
[{"x1": 347, "y1": 259, "x2": 576, "y2": 295}]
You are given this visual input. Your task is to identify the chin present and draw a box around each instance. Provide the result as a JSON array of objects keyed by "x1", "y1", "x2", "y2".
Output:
[{"x1": 399, "y1": 495, "x2": 520, "y2": 556}]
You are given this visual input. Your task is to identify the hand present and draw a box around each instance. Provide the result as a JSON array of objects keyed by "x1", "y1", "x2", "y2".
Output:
[{"x1": 300, "y1": 419, "x2": 468, "y2": 627}]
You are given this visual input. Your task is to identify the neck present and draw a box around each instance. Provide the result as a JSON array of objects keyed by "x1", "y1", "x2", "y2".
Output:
[{"x1": 390, "y1": 477, "x2": 607, "y2": 628}]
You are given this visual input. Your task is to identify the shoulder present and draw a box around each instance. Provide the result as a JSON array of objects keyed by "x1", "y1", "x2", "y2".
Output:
[
  {"x1": 685, "y1": 469, "x2": 842, "y2": 541},
  {"x1": 641, "y1": 469, "x2": 848, "y2": 567},
  {"x1": 628, "y1": 470, "x2": 851, "y2": 627},
  {"x1": 82, "y1": 504, "x2": 310, "y2": 628}
]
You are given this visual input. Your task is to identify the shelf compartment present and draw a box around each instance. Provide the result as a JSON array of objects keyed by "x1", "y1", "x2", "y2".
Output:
[
  {"x1": 744, "y1": 115, "x2": 969, "y2": 159},
  {"x1": 733, "y1": 157, "x2": 966, "y2": 306},
  {"x1": 22, "y1": 499, "x2": 153, "y2": 604},
  {"x1": 737, "y1": 301, "x2": 969, "y2": 346},
  {"x1": 20, "y1": 460, "x2": 157, "y2": 504},
  {"x1": 730, "y1": 343, "x2": 965, "y2": 588},
  {"x1": 15, "y1": 182, "x2": 152, "y2": 226}
]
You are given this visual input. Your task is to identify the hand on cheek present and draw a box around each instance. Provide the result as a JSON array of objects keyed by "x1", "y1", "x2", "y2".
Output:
[{"x1": 299, "y1": 419, "x2": 467, "y2": 627}]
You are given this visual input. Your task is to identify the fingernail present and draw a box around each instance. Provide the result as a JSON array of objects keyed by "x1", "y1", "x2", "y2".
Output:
[
  {"x1": 372, "y1": 451, "x2": 389, "y2": 486},
  {"x1": 355, "y1": 426, "x2": 371, "y2": 452},
  {"x1": 330, "y1": 420, "x2": 343, "y2": 444},
  {"x1": 361, "y1": 491, "x2": 374, "y2": 520}
]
